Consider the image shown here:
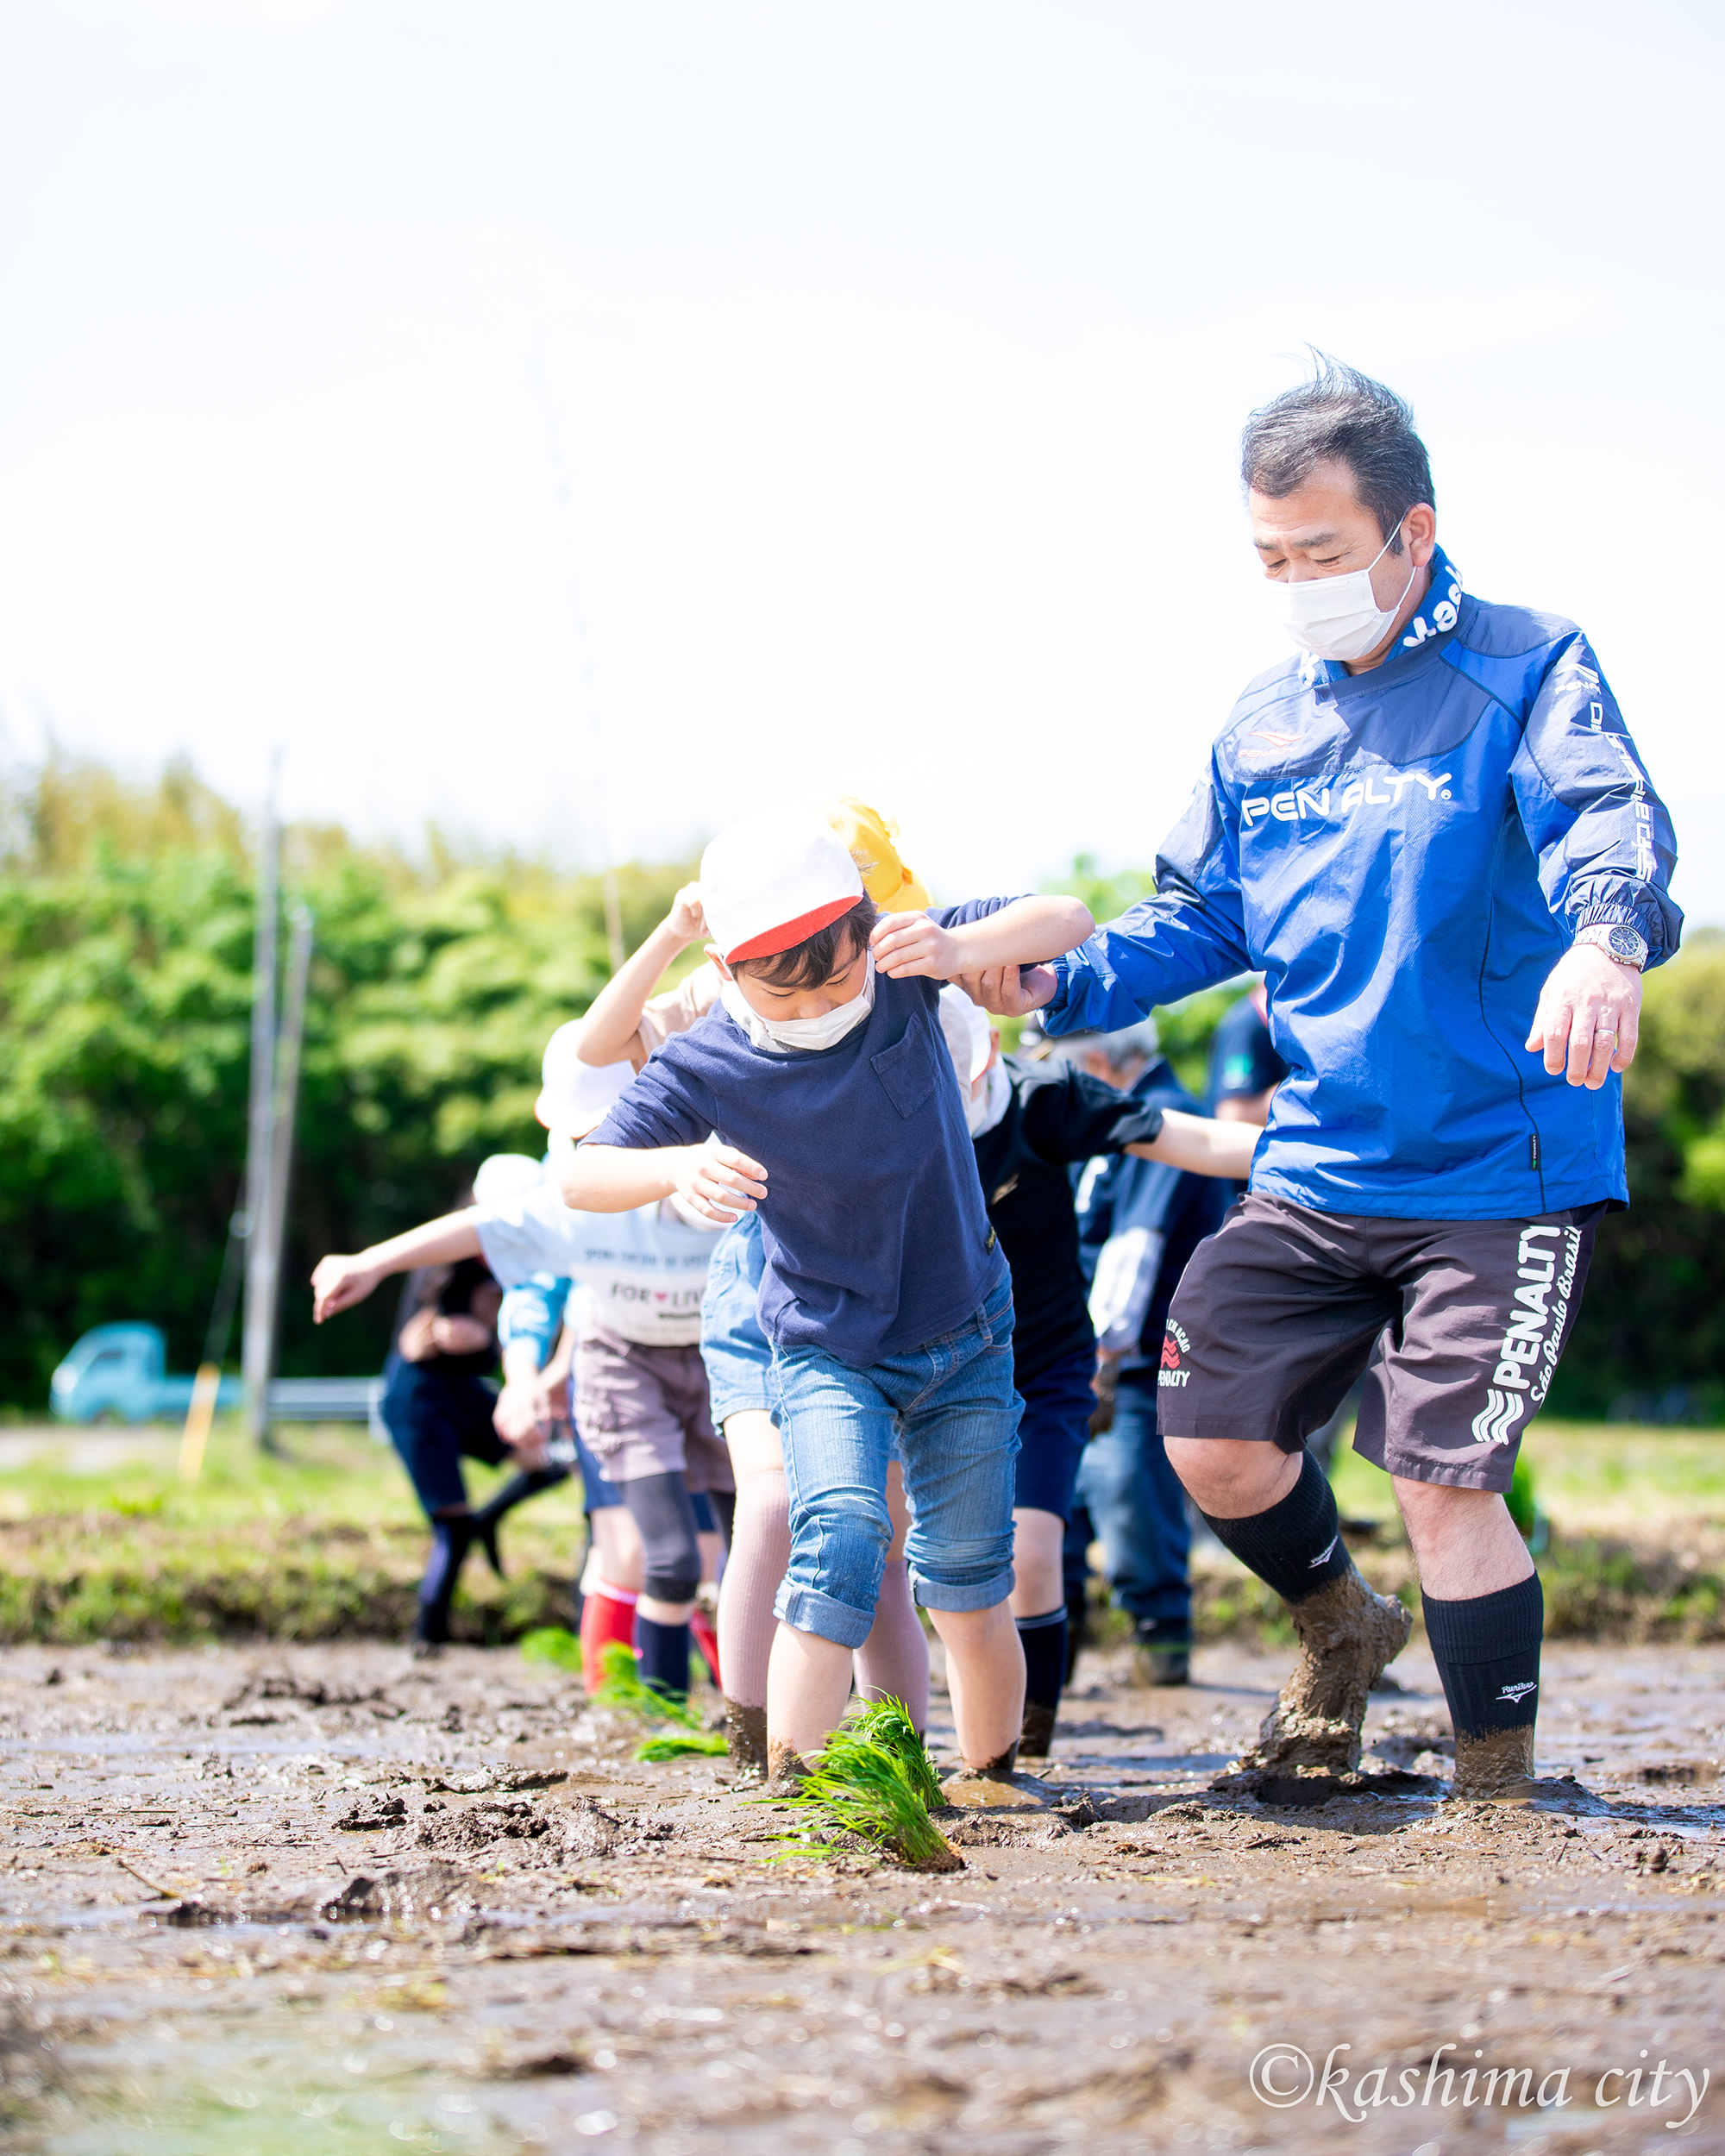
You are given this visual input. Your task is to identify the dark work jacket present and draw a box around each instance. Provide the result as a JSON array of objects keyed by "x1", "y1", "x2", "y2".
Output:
[{"x1": 971, "y1": 1056, "x2": 1164, "y2": 1385}]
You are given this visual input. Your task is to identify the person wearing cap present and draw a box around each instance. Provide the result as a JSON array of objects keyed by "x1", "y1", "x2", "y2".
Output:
[
  {"x1": 933, "y1": 990, "x2": 1255, "y2": 1752},
  {"x1": 561, "y1": 809, "x2": 1094, "y2": 1789},
  {"x1": 574, "y1": 801, "x2": 941, "y2": 1773},
  {"x1": 311, "y1": 1024, "x2": 735, "y2": 1698}
]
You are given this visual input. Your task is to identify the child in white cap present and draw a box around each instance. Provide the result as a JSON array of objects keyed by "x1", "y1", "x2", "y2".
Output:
[
  {"x1": 575, "y1": 801, "x2": 938, "y2": 1774},
  {"x1": 562, "y1": 811, "x2": 1092, "y2": 1788}
]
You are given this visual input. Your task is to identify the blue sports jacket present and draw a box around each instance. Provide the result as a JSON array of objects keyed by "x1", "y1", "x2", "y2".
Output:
[{"x1": 1044, "y1": 549, "x2": 1681, "y2": 1220}]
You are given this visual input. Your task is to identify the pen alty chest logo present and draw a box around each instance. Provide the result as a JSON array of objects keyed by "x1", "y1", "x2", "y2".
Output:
[
  {"x1": 1159, "y1": 1319, "x2": 1192, "y2": 1388},
  {"x1": 1240, "y1": 765, "x2": 1454, "y2": 833}
]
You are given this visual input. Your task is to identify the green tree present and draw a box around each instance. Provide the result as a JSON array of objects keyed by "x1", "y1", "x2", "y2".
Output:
[{"x1": 0, "y1": 755, "x2": 694, "y2": 1404}]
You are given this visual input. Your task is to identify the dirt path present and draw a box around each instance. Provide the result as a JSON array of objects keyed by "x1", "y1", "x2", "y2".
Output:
[{"x1": 2, "y1": 1636, "x2": 1722, "y2": 2153}]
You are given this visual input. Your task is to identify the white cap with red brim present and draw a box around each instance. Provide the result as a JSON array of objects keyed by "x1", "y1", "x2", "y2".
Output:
[
  {"x1": 699, "y1": 812, "x2": 864, "y2": 967},
  {"x1": 536, "y1": 1021, "x2": 635, "y2": 1138}
]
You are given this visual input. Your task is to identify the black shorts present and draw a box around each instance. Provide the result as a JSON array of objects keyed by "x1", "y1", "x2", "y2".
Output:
[{"x1": 1157, "y1": 1192, "x2": 1602, "y2": 1492}]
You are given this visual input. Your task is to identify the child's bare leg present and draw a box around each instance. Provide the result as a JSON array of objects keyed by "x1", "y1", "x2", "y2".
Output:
[
  {"x1": 929, "y1": 1602, "x2": 1026, "y2": 1769},
  {"x1": 852, "y1": 1459, "x2": 930, "y2": 1728},
  {"x1": 766, "y1": 1622, "x2": 855, "y2": 1767},
  {"x1": 587, "y1": 1505, "x2": 644, "y2": 1592},
  {"x1": 718, "y1": 1412, "x2": 788, "y2": 1721}
]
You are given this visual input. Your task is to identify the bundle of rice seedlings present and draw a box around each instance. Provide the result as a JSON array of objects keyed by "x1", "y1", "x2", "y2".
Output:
[
  {"x1": 791, "y1": 1726, "x2": 961, "y2": 1872},
  {"x1": 518, "y1": 1626, "x2": 584, "y2": 1674},
  {"x1": 846, "y1": 1695, "x2": 944, "y2": 1808}
]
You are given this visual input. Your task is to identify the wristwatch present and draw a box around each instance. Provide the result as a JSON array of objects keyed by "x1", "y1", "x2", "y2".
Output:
[{"x1": 1575, "y1": 923, "x2": 1649, "y2": 970}]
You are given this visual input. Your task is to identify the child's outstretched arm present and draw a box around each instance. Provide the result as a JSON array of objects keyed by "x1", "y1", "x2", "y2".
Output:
[
  {"x1": 869, "y1": 894, "x2": 1092, "y2": 982},
  {"x1": 311, "y1": 1212, "x2": 483, "y2": 1323},
  {"x1": 1126, "y1": 1108, "x2": 1258, "y2": 1180},
  {"x1": 575, "y1": 883, "x2": 706, "y2": 1068},
  {"x1": 559, "y1": 1141, "x2": 768, "y2": 1226}
]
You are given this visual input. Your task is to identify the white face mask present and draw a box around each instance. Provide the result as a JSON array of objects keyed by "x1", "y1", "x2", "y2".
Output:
[
  {"x1": 721, "y1": 950, "x2": 876, "y2": 1054},
  {"x1": 966, "y1": 1059, "x2": 1011, "y2": 1138},
  {"x1": 1268, "y1": 519, "x2": 1417, "y2": 662}
]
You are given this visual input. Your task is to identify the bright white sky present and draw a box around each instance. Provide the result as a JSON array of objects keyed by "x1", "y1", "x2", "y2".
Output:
[{"x1": 1, "y1": 0, "x2": 1720, "y2": 920}]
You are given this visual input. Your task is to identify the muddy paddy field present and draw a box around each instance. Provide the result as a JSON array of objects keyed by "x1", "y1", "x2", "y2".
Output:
[{"x1": 3, "y1": 1631, "x2": 1722, "y2": 2156}]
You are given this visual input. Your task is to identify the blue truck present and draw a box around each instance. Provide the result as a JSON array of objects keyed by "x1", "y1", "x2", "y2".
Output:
[{"x1": 50, "y1": 1324, "x2": 382, "y2": 1430}]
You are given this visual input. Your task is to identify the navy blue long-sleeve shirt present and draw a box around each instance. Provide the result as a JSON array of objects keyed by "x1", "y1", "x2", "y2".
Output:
[{"x1": 586, "y1": 906, "x2": 1009, "y2": 1370}]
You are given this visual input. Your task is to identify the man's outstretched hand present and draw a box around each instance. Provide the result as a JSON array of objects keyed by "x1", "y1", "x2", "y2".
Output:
[
  {"x1": 949, "y1": 963, "x2": 1060, "y2": 1018},
  {"x1": 1525, "y1": 943, "x2": 1643, "y2": 1090}
]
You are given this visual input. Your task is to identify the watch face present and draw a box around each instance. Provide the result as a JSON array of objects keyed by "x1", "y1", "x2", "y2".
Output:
[{"x1": 1606, "y1": 926, "x2": 1647, "y2": 962}]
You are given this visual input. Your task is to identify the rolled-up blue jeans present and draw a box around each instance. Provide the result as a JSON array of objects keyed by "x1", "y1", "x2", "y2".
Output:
[{"x1": 772, "y1": 1274, "x2": 1022, "y2": 1650}]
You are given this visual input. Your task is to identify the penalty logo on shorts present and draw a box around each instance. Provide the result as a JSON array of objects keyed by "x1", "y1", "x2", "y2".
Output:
[
  {"x1": 1476, "y1": 1218, "x2": 1584, "y2": 1438},
  {"x1": 1471, "y1": 1388, "x2": 1526, "y2": 1446}
]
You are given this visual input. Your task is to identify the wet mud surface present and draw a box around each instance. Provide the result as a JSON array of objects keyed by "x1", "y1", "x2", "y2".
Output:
[{"x1": 2, "y1": 1637, "x2": 1722, "y2": 2153}]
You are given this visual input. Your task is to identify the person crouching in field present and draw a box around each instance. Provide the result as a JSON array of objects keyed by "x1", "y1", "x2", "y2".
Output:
[
  {"x1": 358, "y1": 1195, "x2": 570, "y2": 1649},
  {"x1": 559, "y1": 810, "x2": 1093, "y2": 1789}
]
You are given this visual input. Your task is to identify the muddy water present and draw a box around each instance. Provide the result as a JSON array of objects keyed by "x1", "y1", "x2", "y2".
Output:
[{"x1": 2, "y1": 1638, "x2": 1722, "y2": 2154}]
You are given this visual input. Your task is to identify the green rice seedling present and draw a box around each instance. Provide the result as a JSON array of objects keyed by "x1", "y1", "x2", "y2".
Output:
[
  {"x1": 636, "y1": 1728, "x2": 730, "y2": 1762},
  {"x1": 791, "y1": 1727, "x2": 960, "y2": 1871},
  {"x1": 518, "y1": 1626, "x2": 584, "y2": 1674},
  {"x1": 588, "y1": 1642, "x2": 726, "y2": 1764},
  {"x1": 846, "y1": 1695, "x2": 944, "y2": 1808},
  {"x1": 591, "y1": 1640, "x2": 706, "y2": 1728}
]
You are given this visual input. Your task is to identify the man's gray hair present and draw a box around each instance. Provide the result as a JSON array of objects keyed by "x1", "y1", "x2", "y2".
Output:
[
  {"x1": 1240, "y1": 352, "x2": 1434, "y2": 555},
  {"x1": 1041, "y1": 1018, "x2": 1159, "y2": 1074}
]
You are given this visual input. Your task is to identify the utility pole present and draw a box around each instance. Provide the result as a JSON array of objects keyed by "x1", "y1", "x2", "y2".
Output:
[
  {"x1": 262, "y1": 903, "x2": 314, "y2": 1328},
  {"x1": 242, "y1": 768, "x2": 280, "y2": 1450}
]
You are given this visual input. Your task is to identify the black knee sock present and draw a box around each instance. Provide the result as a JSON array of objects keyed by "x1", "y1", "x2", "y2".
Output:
[
  {"x1": 1200, "y1": 1449, "x2": 1352, "y2": 1606},
  {"x1": 636, "y1": 1614, "x2": 693, "y2": 1698},
  {"x1": 417, "y1": 1517, "x2": 473, "y2": 1643},
  {"x1": 1422, "y1": 1575, "x2": 1543, "y2": 1739},
  {"x1": 1015, "y1": 1607, "x2": 1068, "y2": 1714}
]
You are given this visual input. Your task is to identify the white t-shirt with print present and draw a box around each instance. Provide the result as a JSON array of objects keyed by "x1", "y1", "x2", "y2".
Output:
[{"x1": 475, "y1": 1184, "x2": 719, "y2": 1348}]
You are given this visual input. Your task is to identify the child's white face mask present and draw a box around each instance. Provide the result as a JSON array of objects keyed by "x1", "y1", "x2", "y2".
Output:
[{"x1": 722, "y1": 951, "x2": 876, "y2": 1054}]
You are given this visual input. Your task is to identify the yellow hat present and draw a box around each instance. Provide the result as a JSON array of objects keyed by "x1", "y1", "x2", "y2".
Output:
[{"x1": 823, "y1": 797, "x2": 932, "y2": 912}]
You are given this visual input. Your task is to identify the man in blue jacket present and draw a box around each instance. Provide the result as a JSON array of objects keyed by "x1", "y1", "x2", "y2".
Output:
[{"x1": 988, "y1": 356, "x2": 1680, "y2": 1802}]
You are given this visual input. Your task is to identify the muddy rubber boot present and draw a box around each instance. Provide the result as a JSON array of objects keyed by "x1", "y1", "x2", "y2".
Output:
[
  {"x1": 1019, "y1": 1701, "x2": 1057, "y2": 1758},
  {"x1": 724, "y1": 1700, "x2": 768, "y2": 1779},
  {"x1": 1450, "y1": 1724, "x2": 1536, "y2": 1804},
  {"x1": 1238, "y1": 1567, "x2": 1412, "y2": 1774},
  {"x1": 762, "y1": 1737, "x2": 811, "y2": 1796}
]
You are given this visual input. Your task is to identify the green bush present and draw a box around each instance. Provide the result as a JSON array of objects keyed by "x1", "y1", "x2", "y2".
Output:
[{"x1": 0, "y1": 754, "x2": 694, "y2": 1402}]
